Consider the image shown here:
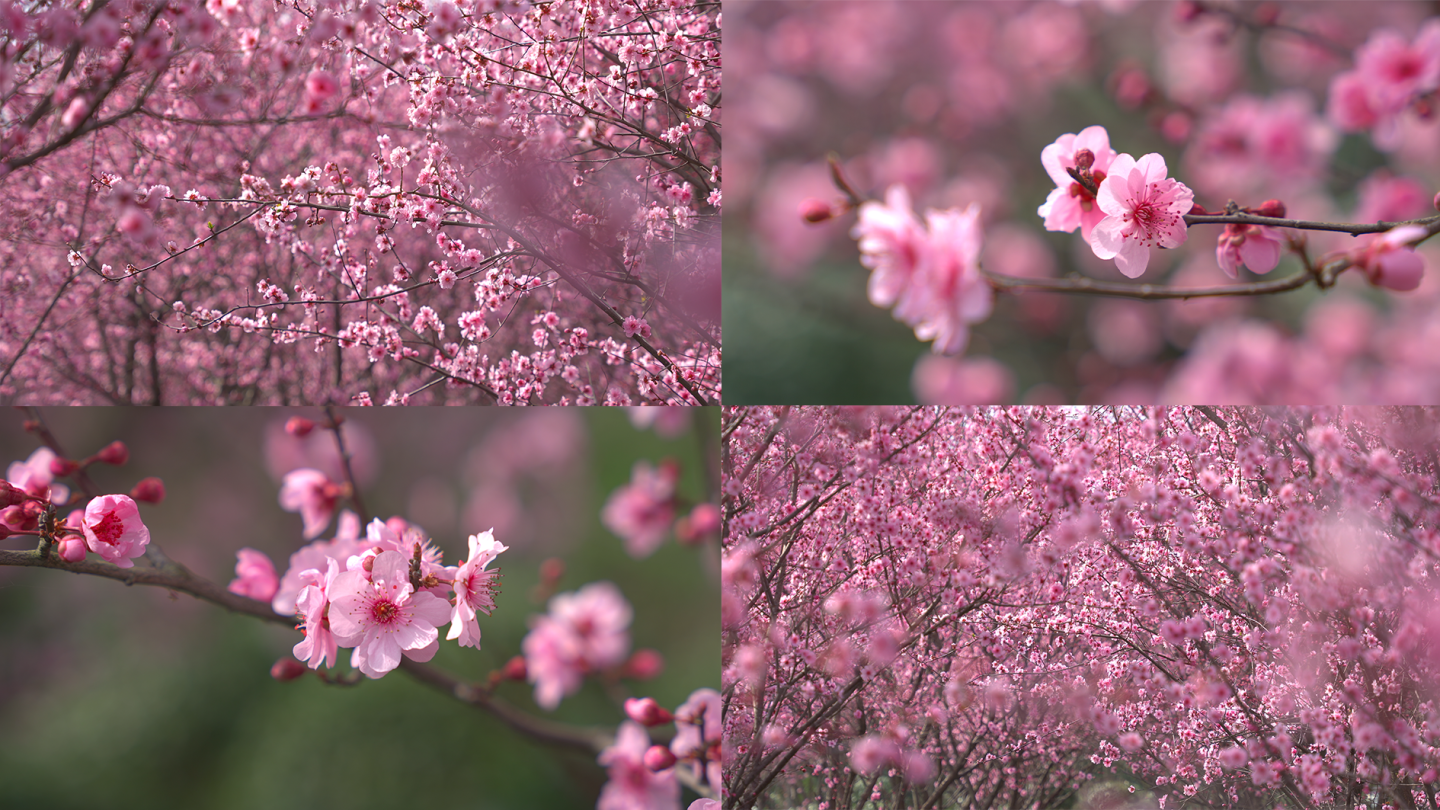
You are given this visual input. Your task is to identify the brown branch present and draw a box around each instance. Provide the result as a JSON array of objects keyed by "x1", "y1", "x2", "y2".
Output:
[
  {"x1": 1183, "y1": 211, "x2": 1440, "y2": 237},
  {"x1": 982, "y1": 268, "x2": 1315, "y2": 300}
]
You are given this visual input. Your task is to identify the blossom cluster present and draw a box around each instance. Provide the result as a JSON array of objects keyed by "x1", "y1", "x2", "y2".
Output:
[{"x1": 3, "y1": 445, "x2": 156, "y2": 568}]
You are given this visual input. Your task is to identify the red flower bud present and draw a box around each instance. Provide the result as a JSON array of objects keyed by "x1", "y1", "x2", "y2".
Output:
[
  {"x1": 95, "y1": 440, "x2": 129, "y2": 466},
  {"x1": 48, "y1": 456, "x2": 79, "y2": 477},
  {"x1": 129, "y1": 477, "x2": 166, "y2": 504},
  {"x1": 270, "y1": 658, "x2": 309, "y2": 682},
  {"x1": 502, "y1": 655, "x2": 528, "y2": 681},
  {"x1": 285, "y1": 416, "x2": 315, "y2": 437},
  {"x1": 0, "y1": 480, "x2": 30, "y2": 509},
  {"x1": 800, "y1": 198, "x2": 836, "y2": 224},
  {"x1": 624, "y1": 648, "x2": 664, "y2": 680},
  {"x1": 1255, "y1": 199, "x2": 1287, "y2": 218},
  {"x1": 1074, "y1": 149, "x2": 1095, "y2": 172}
]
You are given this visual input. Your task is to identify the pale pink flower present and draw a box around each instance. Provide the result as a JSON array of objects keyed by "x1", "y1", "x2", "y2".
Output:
[
  {"x1": 602, "y1": 461, "x2": 678, "y2": 558},
  {"x1": 446, "y1": 529, "x2": 507, "y2": 649},
  {"x1": 852, "y1": 184, "x2": 927, "y2": 309},
  {"x1": 1328, "y1": 22, "x2": 1440, "y2": 148},
  {"x1": 5, "y1": 447, "x2": 69, "y2": 503},
  {"x1": 326, "y1": 550, "x2": 452, "y2": 678},
  {"x1": 82, "y1": 494, "x2": 150, "y2": 568},
  {"x1": 292, "y1": 558, "x2": 341, "y2": 669},
  {"x1": 849, "y1": 735, "x2": 900, "y2": 775},
  {"x1": 1037, "y1": 125, "x2": 1117, "y2": 241},
  {"x1": 227, "y1": 547, "x2": 279, "y2": 601},
  {"x1": 902, "y1": 750, "x2": 936, "y2": 783},
  {"x1": 1118, "y1": 732, "x2": 1144, "y2": 752},
  {"x1": 1352, "y1": 224, "x2": 1427, "y2": 291},
  {"x1": 270, "y1": 513, "x2": 370, "y2": 615},
  {"x1": 1089, "y1": 153, "x2": 1195, "y2": 278},
  {"x1": 894, "y1": 203, "x2": 991, "y2": 355},
  {"x1": 1354, "y1": 170, "x2": 1432, "y2": 224},
  {"x1": 279, "y1": 468, "x2": 341, "y2": 539},
  {"x1": 597, "y1": 721, "x2": 679, "y2": 810},
  {"x1": 522, "y1": 582, "x2": 633, "y2": 709},
  {"x1": 1216, "y1": 223, "x2": 1284, "y2": 278}
]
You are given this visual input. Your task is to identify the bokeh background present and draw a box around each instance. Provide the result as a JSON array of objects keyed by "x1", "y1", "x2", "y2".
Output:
[
  {"x1": 0, "y1": 408, "x2": 718, "y2": 809},
  {"x1": 725, "y1": 0, "x2": 1440, "y2": 404}
]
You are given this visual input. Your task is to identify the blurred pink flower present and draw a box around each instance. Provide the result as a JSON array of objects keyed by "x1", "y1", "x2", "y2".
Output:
[
  {"x1": 850, "y1": 735, "x2": 900, "y2": 776},
  {"x1": 227, "y1": 547, "x2": 279, "y2": 601},
  {"x1": 602, "y1": 461, "x2": 678, "y2": 558},
  {"x1": 1328, "y1": 22, "x2": 1440, "y2": 149},
  {"x1": 82, "y1": 494, "x2": 150, "y2": 568},
  {"x1": 853, "y1": 184, "x2": 927, "y2": 309},
  {"x1": 1186, "y1": 93, "x2": 1336, "y2": 198},
  {"x1": 279, "y1": 468, "x2": 342, "y2": 539},
  {"x1": 598, "y1": 722, "x2": 679, "y2": 810},
  {"x1": 627, "y1": 406, "x2": 690, "y2": 437},
  {"x1": 1354, "y1": 170, "x2": 1432, "y2": 224},
  {"x1": 5, "y1": 447, "x2": 69, "y2": 503},
  {"x1": 1037, "y1": 125, "x2": 1117, "y2": 241},
  {"x1": 894, "y1": 202, "x2": 991, "y2": 355},
  {"x1": 911, "y1": 355, "x2": 1013, "y2": 404},
  {"x1": 446, "y1": 529, "x2": 507, "y2": 649},
  {"x1": 1089, "y1": 153, "x2": 1194, "y2": 278},
  {"x1": 523, "y1": 582, "x2": 632, "y2": 709}
]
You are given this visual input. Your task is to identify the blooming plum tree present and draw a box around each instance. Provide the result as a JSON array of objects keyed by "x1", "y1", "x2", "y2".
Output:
[
  {"x1": 0, "y1": 407, "x2": 720, "y2": 808},
  {"x1": 0, "y1": 0, "x2": 720, "y2": 404},
  {"x1": 723, "y1": 406, "x2": 1440, "y2": 810}
]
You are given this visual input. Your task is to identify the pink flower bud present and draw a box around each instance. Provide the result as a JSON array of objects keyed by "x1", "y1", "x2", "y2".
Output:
[
  {"x1": 674, "y1": 502, "x2": 720, "y2": 546},
  {"x1": 625, "y1": 697, "x2": 675, "y2": 727},
  {"x1": 48, "y1": 456, "x2": 79, "y2": 476},
  {"x1": 129, "y1": 477, "x2": 166, "y2": 504},
  {"x1": 57, "y1": 536, "x2": 87, "y2": 563},
  {"x1": 1433, "y1": 191, "x2": 1440, "y2": 212},
  {"x1": 0, "y1": 480, "x2": 30, "y2": 509},
  {"x1": 95, "y1": 440, "x2": 129, "y2": 465},
  {"x1": 271, "y1": 658, "x2": 308, "y2": 681},
  {"x1": 643, "y1": 744, "x2": 678, "y2": 771},
  {"x1": 1255, "y1": 199, "x2": 1286, "y2": 218},
  {"x1": 624, "y1": 648, "x2": 664, "y2": 680}
]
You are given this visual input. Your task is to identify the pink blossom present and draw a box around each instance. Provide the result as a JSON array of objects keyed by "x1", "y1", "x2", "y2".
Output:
[
  {"x1": 305, "y1": 70, "x2": 339, "y2": 105},
  {"x1": 1037, "y1": 125, "x2": 1117, "y2": 241},
  {"x1": 913, "y1": 353, "x2": 1014, "y2": 406},
  {"x1": 81, "y1": 494, "x2": 150, "y2": 568},
  {"x1": 446, "y1": 529, "x2": 507, "y2": 649},
  {"x1": 279, "y1": 468, "x2": 342, "y2": 539},
  {"x1": 1216, "y1": 223, "x2": 1284, "y2": 278},
  {"x1": 602, "y1": 461, "x2": 678, "y2": 558},
  {"x1": 625, "y1": 696, "x2": 674, "y2": 727},
  {"x1": 852, "y1": 184, "x2": 927, "y2": 309},
  {"x1": 1328, "y1": 22, "x2": 1440, "y2": 148},
  {"x1": 671, "y1": 687, "x2": 721, "y2": 789},
  {"x1": 597, "y1": 721, "x2": 679, "y2": 810},
  {"x1": 522, "y1": 582, "x2": 632, "y2": 709},
  {"x1": 1118, "y1": 732, "x2": 1144, "y2": 752},
  {"x1": 292, "y1": 558, "x2": 341, "y2": 670},
  {"x1": 627, "y1": 406, "x2": 690, "y2": 437},
  {"x1": 894, "y1": 202, "x2": 991, "y2": 355},
  {"x1": 621, "y1": 315, "x2": 651, "y2": 339},
  {"x1": 227, "y1": 547, "x2": 279, "y2": 601},
  {"x1": 1352, "y1": 224, "x2": 1427, "y2": 291},
  {"x1": 1089, "y1": 153, "x2": 1195, "y2": 278},
  {"x1": 326, "y1": 550, "x2": 452, "y2": 678},
  {"x1": 849, "y1": 735, "x2": 900, "y2": 775},
  {"x1": 1354, "y1": 170, "x2": 1432, "y2": 224}
]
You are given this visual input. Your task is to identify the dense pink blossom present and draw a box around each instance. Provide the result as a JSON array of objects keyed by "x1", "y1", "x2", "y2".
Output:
[
  {"x1": 227, "y1": 547, "x2": 279, "y2": 601},
  {"x1": 597, "y1": 721, "x2": 679, "y2": 810},
  {"x1": 446, "y1": 529, "x2": 507, "y2": 649},
  {"x1": 602, "y1": 461, "x2": 679, "y2": 558},
  {"x1": 1037, "y1": 125, "x2": 1117, "y2": 241},
  {"x1": 522, "y1": 582, "x2": 632, "y2": 710},
  {"x1": 1088, "y1": 153, "x2": 1195, "y2": 278},
  {"x1": 326, "y1": 550, "x2": 452, "y2": 679},
  {"x1": 81, "y1": 494, "x2": 150, "y2": 568}
]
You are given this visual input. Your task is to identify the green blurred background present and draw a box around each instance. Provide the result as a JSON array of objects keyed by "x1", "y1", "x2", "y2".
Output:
[{"x1": 0, "y1": 408, "x2": 718, "y2": 809}]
